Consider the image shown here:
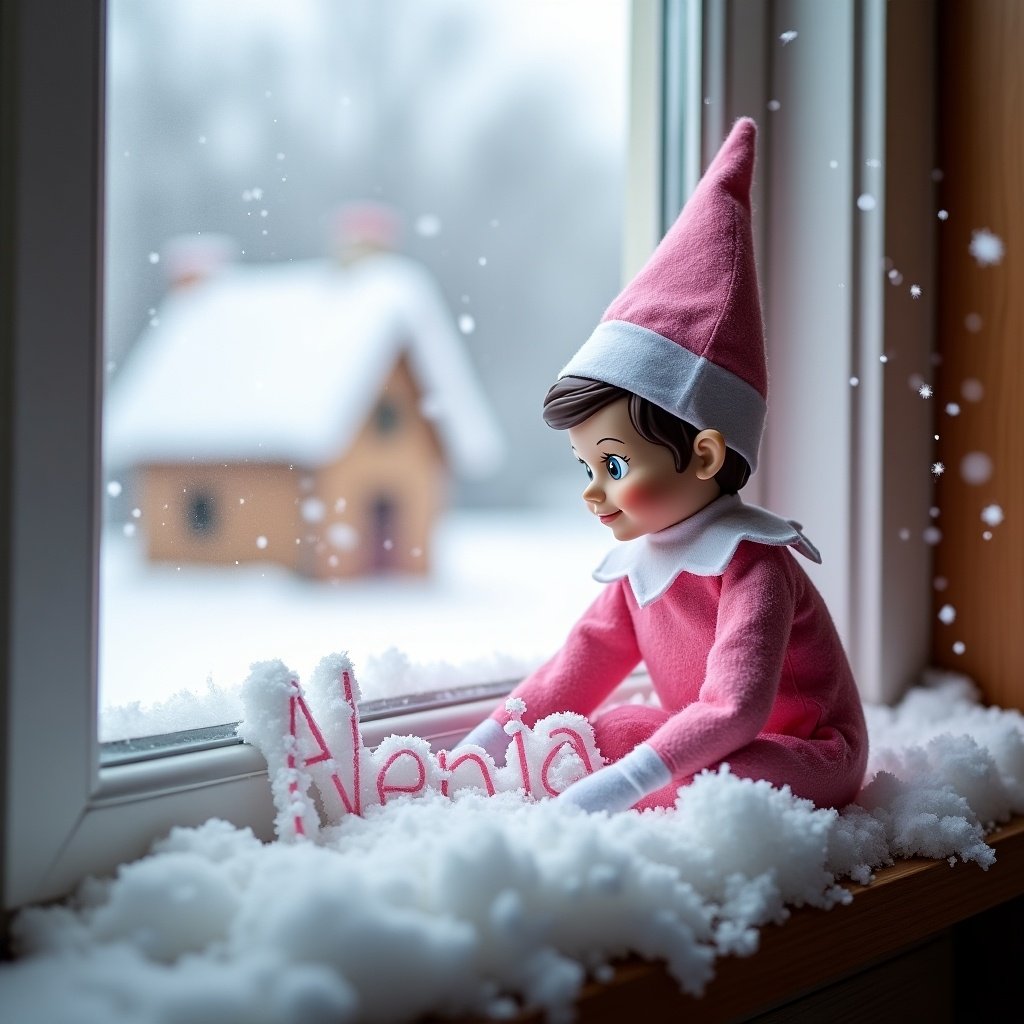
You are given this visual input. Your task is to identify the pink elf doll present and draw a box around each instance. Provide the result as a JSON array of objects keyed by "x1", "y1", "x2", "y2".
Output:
[{"x1": 460, "y1": 117, "x2": 868, "y2": 813}]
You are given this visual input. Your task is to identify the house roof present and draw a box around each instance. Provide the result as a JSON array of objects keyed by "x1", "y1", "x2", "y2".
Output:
[{"x1": 103, "y1": 254, "x2": 503, "y2": 477}]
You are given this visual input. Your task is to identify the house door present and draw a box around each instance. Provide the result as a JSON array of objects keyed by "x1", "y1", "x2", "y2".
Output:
[{"x1": 370, "y1": 494, "x2": 397, "y2": 574}]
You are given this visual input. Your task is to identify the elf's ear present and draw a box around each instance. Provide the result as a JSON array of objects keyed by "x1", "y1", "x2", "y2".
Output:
[{"x1": 692, "y1": 429, "x2": 726, "y2": 481}]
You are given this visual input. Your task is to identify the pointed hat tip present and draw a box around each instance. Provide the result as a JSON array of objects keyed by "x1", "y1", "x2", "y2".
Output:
[{"x1": 707, "y1": 117, "x2": 757, "y2": 202}]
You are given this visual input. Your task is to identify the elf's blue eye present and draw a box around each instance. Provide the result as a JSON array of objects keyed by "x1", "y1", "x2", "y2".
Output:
[{"x1": 605, "y1": 455, "x2": 630, "y2": 480}]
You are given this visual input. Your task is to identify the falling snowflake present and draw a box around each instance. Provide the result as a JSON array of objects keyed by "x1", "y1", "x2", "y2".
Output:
[
  {"x1": 148, "y1": 252, "x2": 160, "y2": 264},
  {"x1": 964, "y1": 313, "x2": 983, "y2": 332},
  {"x1": 937, "y1": 209, "x2": 949, "y2": 221},
  {"x1": 923, "y1": 526, "x2": 942, "y2": 546},
  {"x1": 910, "y1": 284, "x2": 922, "y2": 298},
  {"x1": 931, "y1": 462, "x2": 945, "y2": 477},
  {"x1": 106, "y1": 480, "x2": 123, "y2": 498},
  {"x1": 415, "y1": 214, "x2": 441, "y2": 238},
  {"x1": 952, "y1": 641, "x2": 966, "y2": 655},
  {"x1": 945, "y1": 402, "x2": 961, "y2": 416},
  {"x1": 767, "y1": 99, "x2": 781, "y2": 112},
  {"x1": 256, "y1": 535, "x2": 268, "y2": 550},
  {"x1": 961, "y1": 378, "x2": 984, "y2": 402},
  {"x1": 857, "y1": 194, "x2": 877, "y2": 212},
  {"x1": 938, "y1": 604, "x2": 956, "y2": 625},
  {"x1": 968, "y1": 228, "x2": 1004, "y2": 266},
  {"x1": 458, "y1": 314, "x2": 476, "y2": 335},
  {"x1": 918, "y1": 384, "x2": 933, "y2": 398},
  {"x1": 779, "y1": 30, "x2": 798, "y2": 44},
  {"x1": 300, "y1": 498, "x2": 326, "y2": 524},
  {"x1": 961, "y1": 451, "x2": 993, "y2": 485},
  {"x1": 888, "y1": 268, "x2": 903, "y2": 285},
  {"x1": 981, "y1": 504, "x2": 1004, "y2": 527}
]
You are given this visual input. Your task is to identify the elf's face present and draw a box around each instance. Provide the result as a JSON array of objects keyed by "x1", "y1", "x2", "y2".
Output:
[{"x1": 568, "y1": 398, "x2": 723, "y2": 542}]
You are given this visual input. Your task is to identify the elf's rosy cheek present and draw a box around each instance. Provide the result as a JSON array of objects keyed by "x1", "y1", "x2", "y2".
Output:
[{"x1": 618, "y1": 480, "x2": 660, "y2": 508}]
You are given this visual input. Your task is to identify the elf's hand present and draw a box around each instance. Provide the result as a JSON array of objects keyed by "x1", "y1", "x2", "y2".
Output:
[
  {"x1": 454, "y1": 717, "x2": 510, "y2": 766},
  {"x1": 556, "y1": 743, "x2": 672, "y2": 813}
]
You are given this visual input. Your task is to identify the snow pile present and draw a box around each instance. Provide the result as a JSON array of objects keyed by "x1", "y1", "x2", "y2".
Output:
[
  {"x1": 4, "y1": 672, "x2": 1024, "y2": 1023},
  {"x1": 236, "y1": 654, "x2": 602, "y2": 839}
]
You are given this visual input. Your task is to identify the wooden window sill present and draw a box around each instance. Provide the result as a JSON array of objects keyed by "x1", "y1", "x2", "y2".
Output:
[{"x1": 498, "y1": 816, "x2": 1024, "y2": 1023}]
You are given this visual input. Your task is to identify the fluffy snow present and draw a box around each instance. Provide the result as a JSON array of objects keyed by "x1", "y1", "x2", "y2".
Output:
[{"x1": 5, "y1": 672, "x2": 1024, "y2": 1023}]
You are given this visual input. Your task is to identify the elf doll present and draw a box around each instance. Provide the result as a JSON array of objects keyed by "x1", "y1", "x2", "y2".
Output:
[{"x1": 460, "y1": 117, "x2": 868, "y2": 813}]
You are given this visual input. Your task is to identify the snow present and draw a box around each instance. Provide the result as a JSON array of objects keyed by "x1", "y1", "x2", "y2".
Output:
[
  {"x1": 968, "y1": 228, "x2": 1004, "y2": 266},
  {"x1": 4, "y1": 672, "x2": 1024, "y2": 1022},
  {"x1": 960, "y1": 451, "x2": 993, "y2": 486},
  {"x1": 961, "y1": 377, "x2": 984, "y2": 402},
  {"x1": 103, "y1": 253, "x2": 503, "y2": 479},
  {"x1": 981, "y1": 504, "x2": 1004, "y2": 527},
  {"x1": 99, "y1": 508, "x2": 609, "y2": 741}
]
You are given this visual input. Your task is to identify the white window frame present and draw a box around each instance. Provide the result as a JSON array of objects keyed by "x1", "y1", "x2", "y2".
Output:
[{"x1": 2, "y1": 0, "x2": 936, "y2": 912}]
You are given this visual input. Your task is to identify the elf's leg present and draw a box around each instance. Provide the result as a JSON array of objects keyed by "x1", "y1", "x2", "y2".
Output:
[
  {"x1": 719, "y1": 727, "x2": 867, "y2": 809},
  {"x1": 589, "y1": 703, "x2": 681, "y2": 810}
]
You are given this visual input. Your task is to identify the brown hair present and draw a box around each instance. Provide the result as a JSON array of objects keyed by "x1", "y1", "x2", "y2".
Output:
[{"x1": 542, "y1": 376, "x2": 751, "y2": 494}]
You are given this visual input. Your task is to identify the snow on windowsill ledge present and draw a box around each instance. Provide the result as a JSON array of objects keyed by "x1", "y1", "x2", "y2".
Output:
[
  {"x1": 537, "y1": 815, "x2": 1024, "y2": 1024},
  {"x1": 3, "y1": 671, "x2": 1024, "y2": 1024}
]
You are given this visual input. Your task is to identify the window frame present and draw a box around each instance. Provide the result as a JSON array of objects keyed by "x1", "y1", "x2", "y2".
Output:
[{"x1": 2, "y1": 0, "x2": 936, "y2": 912}]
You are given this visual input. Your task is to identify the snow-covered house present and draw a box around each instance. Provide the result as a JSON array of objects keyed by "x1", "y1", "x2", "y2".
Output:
[{"x1": 104, "y1": 248, "x2": 502, "y2": 578}]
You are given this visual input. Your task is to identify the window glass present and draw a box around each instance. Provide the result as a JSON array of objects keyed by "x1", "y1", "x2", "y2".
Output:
[{"x1": 100, "y1": 0, "x2": 630, "y2": 744}]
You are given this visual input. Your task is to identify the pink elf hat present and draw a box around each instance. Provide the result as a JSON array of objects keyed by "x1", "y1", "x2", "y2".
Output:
[{"x1": 559, "y1": 117, "x2": 767, "y2": 472}]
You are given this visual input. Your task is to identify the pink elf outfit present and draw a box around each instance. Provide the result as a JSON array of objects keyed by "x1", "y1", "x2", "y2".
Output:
[{"x1": 462, "y1": 118, "x2": 868, "y2": 811}]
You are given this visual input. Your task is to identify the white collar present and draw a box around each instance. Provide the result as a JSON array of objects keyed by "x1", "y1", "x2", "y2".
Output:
[{"x1": 592, "y1": 494, "x2": 821, "y2": 608}]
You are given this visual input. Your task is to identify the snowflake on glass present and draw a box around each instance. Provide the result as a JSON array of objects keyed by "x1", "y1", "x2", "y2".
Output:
[
  {"x1": 931, "y1": 462, "x2": 945, "y2": 477},
  {"x1": 918, "y1": 384, "x2": 933, "y2": 399}
]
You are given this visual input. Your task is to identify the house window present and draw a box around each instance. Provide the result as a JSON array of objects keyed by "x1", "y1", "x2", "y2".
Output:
[
  {"x1": 374, "y1": 399, "x2": 400, "y2": 436},
  {"x1": 186, "y1": 492, "x2": 217, "y2": 535}
]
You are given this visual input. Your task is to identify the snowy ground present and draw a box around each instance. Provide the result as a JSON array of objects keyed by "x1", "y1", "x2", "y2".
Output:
[
  {"x1": 5, "y1": 673, "x2": 1024, "y2": 1023},
  {"x1": 100, "y1": 506, "x2": 610, "y2": 741}
]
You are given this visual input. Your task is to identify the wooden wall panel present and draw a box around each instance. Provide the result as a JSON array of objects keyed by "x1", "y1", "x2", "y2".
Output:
[{"x1": 933, "y1": 0, "x2": 1024, "y2": 708}]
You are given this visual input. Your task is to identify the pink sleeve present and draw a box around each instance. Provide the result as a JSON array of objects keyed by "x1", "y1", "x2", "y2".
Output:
[
  {"x1": 646, "y1": 549, "x2": 796, "y2": 778},
  {"x1": 494, "y1": 580, "x2": 641, "y2": 729}
]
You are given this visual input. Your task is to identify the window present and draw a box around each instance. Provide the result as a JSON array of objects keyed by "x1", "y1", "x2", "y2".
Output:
[
  {"x1": 98, "y1": 0, "x2": 631, "y2": 746},
  {"x1": 186, "y1": 492, "x2": 218, "y2": 536},
  {"x1": 3, "y1": 0, "x2": 937, "y2": 910}
]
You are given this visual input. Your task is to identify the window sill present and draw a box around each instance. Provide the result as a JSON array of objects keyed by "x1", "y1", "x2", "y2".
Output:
[{"x1": 496, "y1": 815, "x2": 1024, "y2": 1023}]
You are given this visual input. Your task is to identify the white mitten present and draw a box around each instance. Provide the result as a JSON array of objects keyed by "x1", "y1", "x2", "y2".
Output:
[
  {"x1": 455, "y1": 717, "x2": 511, "y2": 765},
  {"x1": 556, "y1": 743, "x2": 672, "y2": 813}
]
